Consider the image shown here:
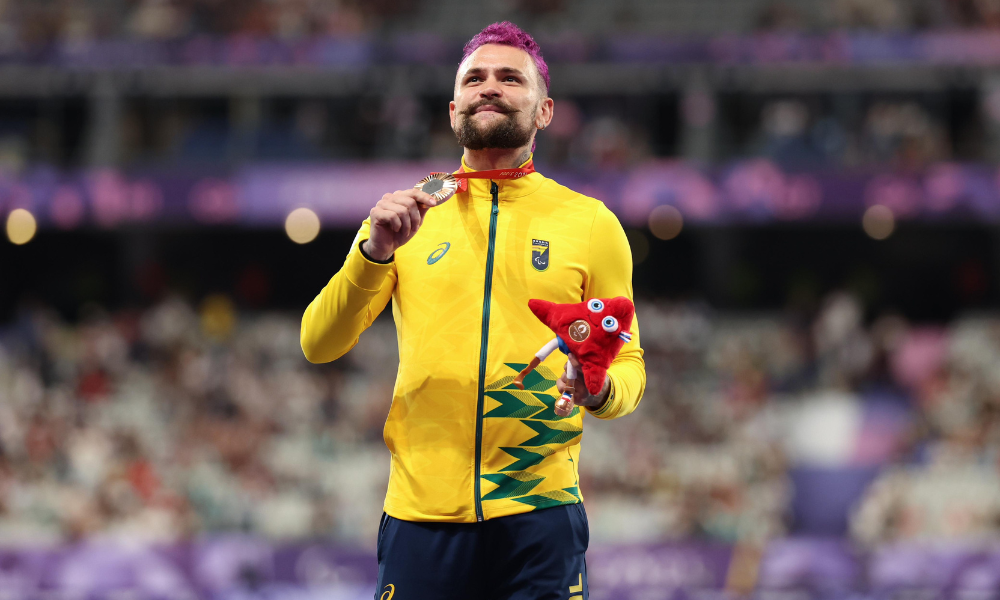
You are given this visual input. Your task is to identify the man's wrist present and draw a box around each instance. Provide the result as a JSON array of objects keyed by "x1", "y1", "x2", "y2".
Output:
[
  {"x1": 588, "y1": 377, "x2": 611, "y2": 411},
  {"x1": 360, "y1": 239, "x2": 393, "y2": 263}
]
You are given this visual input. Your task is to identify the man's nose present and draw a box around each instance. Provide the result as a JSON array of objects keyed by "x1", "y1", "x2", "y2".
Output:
[{"x1": 478, "y1": 80, "x2": 502, "y2": 98}]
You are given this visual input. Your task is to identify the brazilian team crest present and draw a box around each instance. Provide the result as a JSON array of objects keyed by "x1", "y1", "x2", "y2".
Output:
[{"x1": 531, "y1": 239, "x2": 549, "y2": 271}]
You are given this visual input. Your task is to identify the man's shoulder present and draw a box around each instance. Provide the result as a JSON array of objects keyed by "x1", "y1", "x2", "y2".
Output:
[{"x1": 533, "y1": 175, "x2": 606, "y2": 210}]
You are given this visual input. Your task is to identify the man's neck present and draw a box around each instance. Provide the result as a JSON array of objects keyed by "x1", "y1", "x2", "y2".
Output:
[{"x1": 462, "y1": 146, "x2": 532, "y2": 171}]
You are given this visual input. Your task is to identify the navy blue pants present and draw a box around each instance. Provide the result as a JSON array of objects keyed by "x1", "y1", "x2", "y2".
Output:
[{"x1": 375, "y1": 503, "x2": 589, "y2": 600}]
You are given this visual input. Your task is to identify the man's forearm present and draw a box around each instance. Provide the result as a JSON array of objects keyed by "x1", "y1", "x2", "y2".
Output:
[{"x1": 301, "y1": 240, "x2": 394, "y2": 363}]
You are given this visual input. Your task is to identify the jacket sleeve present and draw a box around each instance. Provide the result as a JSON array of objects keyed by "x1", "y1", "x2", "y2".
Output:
[
  {"x1": 300, "y1": 218, "x2": 397, "y2": 363},
  {"x1": 582, "y1": 204, "x2": 646, "y2": 420}
]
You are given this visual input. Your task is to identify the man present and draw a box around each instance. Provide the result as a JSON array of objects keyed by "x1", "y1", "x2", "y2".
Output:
[{"x1": 301, "y1": 22, "x2": 644, "y2": 600}]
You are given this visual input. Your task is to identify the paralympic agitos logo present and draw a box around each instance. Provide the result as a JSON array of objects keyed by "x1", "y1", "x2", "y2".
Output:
[{"x1": 531, "y1": 239, "x2": 549, "y2": 271}]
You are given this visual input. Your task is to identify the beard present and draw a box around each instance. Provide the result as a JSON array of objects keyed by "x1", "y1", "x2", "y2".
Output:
[{"x1": 454, "y1": 99, "x2": 535, "y2": 150}]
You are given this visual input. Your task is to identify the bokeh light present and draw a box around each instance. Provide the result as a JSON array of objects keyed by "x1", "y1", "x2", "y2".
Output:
[
  {"x1": 626, "y1": 229, "x2": 650, "y2": 265},
  {"x1": 200, "y1": 294, "x2": 236, "y2": 340},
  {"x1": 648, "y1": 205, "x2": 684, "y2": 240},
  {"x1": 6, "y1": 208, "x2": 37, "y2": 245},
  {"x1": 863, "y1": 204, "x2": 895, "y2": 240},
  {"x1": 285, "y1": 207, "x2": 320, "y2": 244}
]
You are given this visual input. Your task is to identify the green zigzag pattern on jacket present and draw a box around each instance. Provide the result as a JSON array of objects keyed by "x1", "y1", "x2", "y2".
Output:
[
  {"x1": 518, "y1": 420, "x2": 582, "y2": 446},
  {"x1": 486, "y1": 363, "x2": 558, "y2": 393},
  {"x1": 512, "y1": 487, "x2": 582, "y2": 510},
  {"x1": 481, "y1": 471, "x2": 544, "y2": 500},
  {"x1": 479, "y1": 364, "x2": 584, "y2": 510},
  {"x1": 484, "y1": 363, "x2": 580, "y2": 421},
  {"x1": 498, "y1": 446, "x2": 555, "y2": 472}
]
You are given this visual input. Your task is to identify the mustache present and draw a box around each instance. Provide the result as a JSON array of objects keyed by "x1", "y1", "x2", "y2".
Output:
[{"x1": 460, "y1": 99, "x2": 520, "y2": 116}]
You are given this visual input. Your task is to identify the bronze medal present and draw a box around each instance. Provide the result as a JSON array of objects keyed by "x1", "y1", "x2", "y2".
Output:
[
  {"x1": 568, "y1": 320, "x2": 590, "y2": 343},
  {"x1": 415, "y1": 173, "x2": 459, "y2": 203}
]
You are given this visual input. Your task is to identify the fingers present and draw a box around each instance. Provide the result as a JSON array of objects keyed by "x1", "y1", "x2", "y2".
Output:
[
  {"x1": 555, "y1": 376, "x2": 585, "y2": 417},
  {"x1": 367, "y1": 188, "x2": 437, "y2": 258},
  {"x1": 407, "y1": 189, "x2": 438, "y2": 209},
  {"x1": 555, "y1": 377, "x2": 572, "y2": 416},
  {"x1": 371, "y1": 206, "x2": 401, "y2": 232},
  {"x1": 388, "y1": 202, "x2": 412, "y2": 238},
  {"x1": 557, "y1": 371, "x2": 587, "y2": 398},
  {"x1": 373, "y1": 192, "x2": 428, "y2": 237},
  {"x1": 396, "y1": 191, "x2": 434, "y2": 229},
  {"x1": 393, "y1": 189, "x2": 437, "y2": 209},
  {"x1": 406, "y1": 201, "x2": 422, "y2": 234},
  {"x1": 376, "y1": 203, "x2": 409, "y2": 236},
  {"x1": 371, "y1": 194, "x2": 399, "y2": 232}
]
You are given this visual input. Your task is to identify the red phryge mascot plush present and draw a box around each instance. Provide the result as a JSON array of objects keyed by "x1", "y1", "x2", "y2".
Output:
[{"x1": 514, "y1": 297, "x2": 635, "y2": 416}]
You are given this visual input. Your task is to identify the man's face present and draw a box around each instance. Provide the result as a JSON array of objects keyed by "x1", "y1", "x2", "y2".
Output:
[{"x1": 450, "y1": 44, "x2": 553, "y2": 151}]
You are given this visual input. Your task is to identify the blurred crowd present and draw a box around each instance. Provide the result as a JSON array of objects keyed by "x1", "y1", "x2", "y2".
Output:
[
  {"x1": 0, "y1": 0, "x2": 393, "y2": 47},
  {"x1": 593, "y1": 293, "x2": 1000, "y2": 547},
  {"x1": 5, "y1": 0, "x2": 1000, "y2": 49},
  {"x1": 0, "y1": 92, "x2": 969, "y2": 172},
  {"x1": 0, "y1": 0, "x2": 991, "y2": 171},
  {"x1": 747, "y1": 97, "x2": 961, "y2": 171},
  {"x1": 2, "y1": 292, "x2": 999, "y2": 548},
  {"x1": 758, "y1": 0, "x2": 1000, "y2": 32},
  {"x1": 0, "y1": 296, "x2": 396, "y2": 546},
  {"x1": 543, "y1": 94, "x2": 967, "y2": 171}
]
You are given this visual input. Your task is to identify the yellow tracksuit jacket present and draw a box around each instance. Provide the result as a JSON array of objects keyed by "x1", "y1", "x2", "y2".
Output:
[{"x1": 301, "y1": 157, "x2": 645, "y2": 523}]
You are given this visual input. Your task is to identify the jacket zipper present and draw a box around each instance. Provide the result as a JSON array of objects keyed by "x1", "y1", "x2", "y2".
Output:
[{"x1": 474, "y1": 181, "x2": 500, "y2": 522}]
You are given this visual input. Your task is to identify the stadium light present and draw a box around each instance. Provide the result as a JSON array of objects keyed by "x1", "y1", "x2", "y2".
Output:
[
  {"x1": 862, "y1": 205, "x2": 895, "y2": 240},
  {"x1": 285, "y1": 208, "x2": 321, "y2": 244},
  {"x1": 648, "y1": 205, "x2": 684, "y2": 240},
  {"x1": 6, "y1": 208, "x2": 37, "y2": 245}
]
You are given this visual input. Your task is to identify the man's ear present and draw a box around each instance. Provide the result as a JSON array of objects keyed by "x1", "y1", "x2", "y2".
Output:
[
  {"x1": 536, "y1": 97, "x2": 554, "y2": 130},
  {"x1": 449, "y1": 101, "x2": 457, "y2": 130}
]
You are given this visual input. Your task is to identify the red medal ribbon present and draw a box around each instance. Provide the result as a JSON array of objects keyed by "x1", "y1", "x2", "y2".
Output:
[{"x1": 432, "y1": 160, "x2": 535, "y2": 193}]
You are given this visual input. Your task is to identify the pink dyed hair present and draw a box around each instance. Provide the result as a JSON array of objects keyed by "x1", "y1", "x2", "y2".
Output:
[{"x1": 461, "y1": 22, "x2": 549, "y2": 94}]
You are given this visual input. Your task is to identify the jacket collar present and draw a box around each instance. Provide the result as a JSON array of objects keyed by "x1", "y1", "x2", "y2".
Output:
[{"x1": 456, "y1": 154, "x2": 545, "y2": 200}]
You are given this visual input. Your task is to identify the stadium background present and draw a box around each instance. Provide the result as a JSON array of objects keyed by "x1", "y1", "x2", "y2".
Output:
[{"x1": 2, "y1": 0, "x2": 1000, "y2": 598}]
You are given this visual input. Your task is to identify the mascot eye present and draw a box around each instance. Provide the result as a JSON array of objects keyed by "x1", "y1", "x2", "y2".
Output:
[
  {"x1": 602, "y1": 316, "x2": 619, "y2": 332},
  {"x1": 588, "y1": 299, "x2": 604, "y2": 313}
]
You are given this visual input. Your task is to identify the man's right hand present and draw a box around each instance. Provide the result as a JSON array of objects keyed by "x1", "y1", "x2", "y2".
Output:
[{"x1": 363, "y1": 189, "x2": 438, "y2": 261}]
